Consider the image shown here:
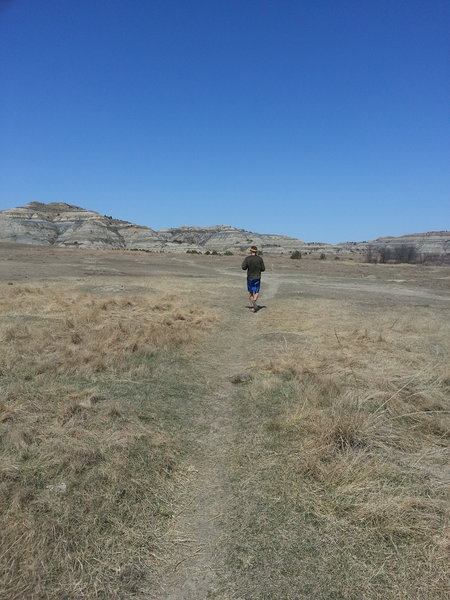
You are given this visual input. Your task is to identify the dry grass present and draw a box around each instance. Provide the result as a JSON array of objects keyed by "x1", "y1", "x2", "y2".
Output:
[
  {"x1": 0, "y1": 257, "x2": 449, "y2": 598},
  {"x1": 0, "y1": 284, "x2": 218, "y2": 377},
  {"x1": 0, "y1": 284, "x2": 218, "y2": 599},
  {"x1": 224, "y1": 296, "x2": 449, "y2": 599},
  {"x1": 0, "y1": 384, "x2": 175, "y2": 598}
]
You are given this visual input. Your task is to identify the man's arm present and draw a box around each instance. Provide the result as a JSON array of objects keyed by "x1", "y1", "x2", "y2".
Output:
[
  {"x1": 259, "y1": 257, "x2": 266, "y2": 272},
  {"x1": 242, "y1": 257, "x2": 249, "y2": 270}
]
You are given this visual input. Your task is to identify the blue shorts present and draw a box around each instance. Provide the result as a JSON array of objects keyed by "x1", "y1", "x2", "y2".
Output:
[{"x1": 247, "y1": 279, "x2": 261, "y2": 293}]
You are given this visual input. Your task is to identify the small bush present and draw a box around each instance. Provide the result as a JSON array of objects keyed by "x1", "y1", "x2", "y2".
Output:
[
  {"x1": 290, "y1": 250, "x2": 302, "y2": 259},
  {"x1": 366, "y1": 244, "x2": 421, "y2": 264}
]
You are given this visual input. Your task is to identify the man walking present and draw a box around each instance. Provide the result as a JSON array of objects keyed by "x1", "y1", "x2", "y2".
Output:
[{"x1": 242, "y1": 246, "x2": 265, "y2": 312}]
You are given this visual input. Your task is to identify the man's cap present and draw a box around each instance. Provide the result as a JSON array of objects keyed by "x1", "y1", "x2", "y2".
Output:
[{"x1": 250, "y1": 246, "x2": 258, "y2": 252}]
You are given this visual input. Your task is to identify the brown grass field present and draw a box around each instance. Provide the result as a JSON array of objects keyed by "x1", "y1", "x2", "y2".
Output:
[{"x1": 0, "y1": 245, "x2": 449, "y2": 599}]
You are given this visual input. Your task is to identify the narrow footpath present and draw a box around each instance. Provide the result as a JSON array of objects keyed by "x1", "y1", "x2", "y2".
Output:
[{"x1": 154, "y1": 274, "x2": 281, "y2": 599}]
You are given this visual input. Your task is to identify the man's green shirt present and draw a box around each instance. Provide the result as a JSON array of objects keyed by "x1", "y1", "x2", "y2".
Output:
[{"x1": 242, "y1": 255, "x2": 265, "y2": 280}]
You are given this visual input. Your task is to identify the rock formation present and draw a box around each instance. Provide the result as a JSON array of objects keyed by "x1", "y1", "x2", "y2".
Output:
[
  {"x1": 0, "y1": 202, "x2": 448, "y2": 262},
  {"x1": 0, "y1": 202, "x2": 308, "y2": 254}
]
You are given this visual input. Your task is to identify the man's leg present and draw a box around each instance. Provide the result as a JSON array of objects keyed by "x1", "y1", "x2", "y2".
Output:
[{"x1": 247, "y1": 280, "x2": 260, "y2": 311}]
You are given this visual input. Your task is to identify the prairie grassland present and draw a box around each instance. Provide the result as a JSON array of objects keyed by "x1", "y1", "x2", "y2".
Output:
[
  {"x1": 0, "y1": 284, "x2": 218, "y2": 376},
  {"x1": 0, "y1": 250, "x2": 449, "y2": 600},
  {"x1": 0, "y1": 283, "x2": 218, "y2": 599},
  {"x1": 223, "y1": 294, "x2": 449, "y2": 599}
]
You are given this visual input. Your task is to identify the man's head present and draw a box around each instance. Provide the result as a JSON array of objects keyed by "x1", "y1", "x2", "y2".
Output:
[{"x1": 250, "y1": 246, "x2": 258, "y2": 254}]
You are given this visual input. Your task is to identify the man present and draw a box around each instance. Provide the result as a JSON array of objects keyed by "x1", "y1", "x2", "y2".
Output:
[{"x1": 242, "y1": 246, "x2": 265, "y2": 312}]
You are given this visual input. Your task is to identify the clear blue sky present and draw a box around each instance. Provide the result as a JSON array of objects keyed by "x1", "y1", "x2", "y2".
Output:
[{"x1": 1, "y1": 0, "x2": 449, "y2": 243}]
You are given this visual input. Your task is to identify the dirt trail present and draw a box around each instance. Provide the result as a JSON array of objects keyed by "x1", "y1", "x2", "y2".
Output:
[
  {"x1": 155, "y1": 272, "x2": 281, "y2": 600},
  {"x1": 156, "y1": 277, "x2": 278, "y2": 599}
]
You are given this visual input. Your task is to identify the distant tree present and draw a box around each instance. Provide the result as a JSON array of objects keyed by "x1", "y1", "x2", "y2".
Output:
[
  {"x1": 224, "y1": 251, "x2": 233, "y2": 256},
  {"x1": 205, "y1": 250, "x2": 211, "y2": 255},
  {"x1": 320, "y1": 252, "x2": 326, "y2": 260},
  {"x1": 290, "y1": 250, "x2": 302, "y2": 259},
  {"x1": 393, "y1": 244, "x2": 417, "y2": 264},
  {"x1": 378, "y1": 247, "x2": 388, "y2": 264},
  {"x1": 212, "y1": 250, "x2": 219, "y2": 255},
  {"x1": 366, "y1": 245, "x2": 376, "y2": 263}
]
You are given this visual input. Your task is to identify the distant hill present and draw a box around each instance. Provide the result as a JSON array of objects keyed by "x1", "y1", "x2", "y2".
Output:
[
  {"x1": 0, "y1": 202, "x2": 323, "y2": 254},
  {"x1": 0, "y1": 202, "x2": 448, "y2": 262}
]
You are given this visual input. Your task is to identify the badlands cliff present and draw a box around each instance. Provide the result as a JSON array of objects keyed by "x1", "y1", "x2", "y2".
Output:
[
  {"x1": 0, "y1": 202, "x2": 313, "y2": 254},
  {"x1": 0, "y1": 202, "x2": 448, "y2": 262}
]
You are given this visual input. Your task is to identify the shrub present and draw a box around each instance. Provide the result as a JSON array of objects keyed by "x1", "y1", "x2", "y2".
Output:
[
  {"x1": 366, "y1": 244, "x2": 419, "y2": 264},
  {"x1": 290, "y1": 250, "x2": 302, "y2": 259}
]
